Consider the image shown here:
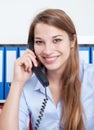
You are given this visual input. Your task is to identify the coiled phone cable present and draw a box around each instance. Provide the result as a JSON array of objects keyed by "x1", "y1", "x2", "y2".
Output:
[{"x1": 34, "y1": 87, "x2": 48, "y2": 130}]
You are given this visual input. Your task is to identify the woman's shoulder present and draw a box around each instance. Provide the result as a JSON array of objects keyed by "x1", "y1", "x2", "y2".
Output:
[
  {"x1": 80, "y1": 60, "x2": 94, "y2": 99},
  {"x1": 80, "y1": 60, "x2": 94, "y2": 125},
  {"x1": 80, "y1": 60, "x2": 94, "y2": 81}
]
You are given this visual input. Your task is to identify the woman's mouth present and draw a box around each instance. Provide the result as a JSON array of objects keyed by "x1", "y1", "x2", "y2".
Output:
[{"x1": 43, "y1": 56, "x2": 59, "y2": 64}]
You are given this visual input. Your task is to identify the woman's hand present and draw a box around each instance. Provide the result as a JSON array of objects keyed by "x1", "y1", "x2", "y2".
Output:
[{"x1": 12, "y1": 49, "x2": 38, "y2": 87}]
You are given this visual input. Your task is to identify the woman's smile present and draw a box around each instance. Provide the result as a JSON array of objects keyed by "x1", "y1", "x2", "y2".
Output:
[{"x1": 43, "y1": 55, "x2": 59, "y2": 64}]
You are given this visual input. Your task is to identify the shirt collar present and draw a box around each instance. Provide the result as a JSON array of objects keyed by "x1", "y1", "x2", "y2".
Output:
[{"x1": 34, "y1": 77, "x2": 47, "y2": 94}]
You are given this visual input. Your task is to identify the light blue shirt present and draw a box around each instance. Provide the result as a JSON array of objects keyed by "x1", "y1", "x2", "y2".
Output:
[{"x1": 19, "y1": 60, "x2": 94, "y2": 130}]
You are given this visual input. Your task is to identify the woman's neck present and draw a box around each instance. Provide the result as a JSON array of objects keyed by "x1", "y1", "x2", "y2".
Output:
[
  {"x1": 47, "y1": 69, "x2": 63, "y2": 84},
  {"x1": 47, "y1": 70, "x2": 63, "y2": 106}
]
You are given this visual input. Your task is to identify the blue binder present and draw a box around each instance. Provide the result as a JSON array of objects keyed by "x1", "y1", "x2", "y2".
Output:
[
  {"x1": 79, "y1": 47, "x2": 90, "y2": 63},
  {"x1": 91, "y1": 47, "x2": 94, "y2": 64},
  {"x1": 5, "y1": 47, "x2": 18, "y2": 99},
  {"x1": 0, "y1": 47, "x2": 5, "y2": 99},
  {"x1": 18, "y1": 46, "x2": 26, "y2": 57}
]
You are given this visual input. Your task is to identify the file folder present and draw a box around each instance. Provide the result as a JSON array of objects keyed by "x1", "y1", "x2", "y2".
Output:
[
  {"x1": 0, "y1": 47, "x2": 5, "y2": 99},
  {"x1": 79, "y1": 47, "x2": 90, "y2": 63},
  {"x1": 5, "y1": 47, "x2": 18, "y2": 99},
  {"x1": 91, "y1": 47, "x2": 94, "y2": 64}
]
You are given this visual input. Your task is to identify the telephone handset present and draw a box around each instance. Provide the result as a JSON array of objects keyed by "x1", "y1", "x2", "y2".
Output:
[
  {"x1": 28, "y1": 41, "x2": 48, "y2": 130},
  {"x1": 28, "y1": 41, "x2": 49, "y2": 87}
]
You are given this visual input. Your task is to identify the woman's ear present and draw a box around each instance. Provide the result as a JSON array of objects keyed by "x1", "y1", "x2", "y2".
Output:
[{"x1": 71, "y1": 34, "x2": 76, "y2": 48}]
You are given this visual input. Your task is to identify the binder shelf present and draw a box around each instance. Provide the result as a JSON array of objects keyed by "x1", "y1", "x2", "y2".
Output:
[{"x1": 0, "y1": 44, "x2": 93, "y2": 100}]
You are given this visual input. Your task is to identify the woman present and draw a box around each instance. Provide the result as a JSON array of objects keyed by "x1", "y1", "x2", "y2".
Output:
[{"x1": 0, "y1": 9, "x2": 94, "y2": 130}]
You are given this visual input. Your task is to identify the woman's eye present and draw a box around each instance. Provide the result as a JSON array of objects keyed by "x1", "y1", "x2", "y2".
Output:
[
  {"x1": 53, "y1": 39, "x2": 62, "y2": 43},
  {"x1": 35, "y1": 41, "x2": 43, "y2": 45}
]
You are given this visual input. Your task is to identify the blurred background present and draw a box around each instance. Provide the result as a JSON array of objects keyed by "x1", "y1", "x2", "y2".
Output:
[{"x1": 0, "y1": 0, "x2": 94, "y2": 44}]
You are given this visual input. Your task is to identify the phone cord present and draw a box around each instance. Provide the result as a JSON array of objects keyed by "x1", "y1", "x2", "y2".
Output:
[{"x1": 34, "y1": 87, "x2": 48, "y2": 130}]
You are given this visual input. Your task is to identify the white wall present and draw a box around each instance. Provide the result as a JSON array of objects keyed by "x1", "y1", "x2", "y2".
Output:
[{"x1": 0, "y1": 0, "x2": 94, "y2": 44}]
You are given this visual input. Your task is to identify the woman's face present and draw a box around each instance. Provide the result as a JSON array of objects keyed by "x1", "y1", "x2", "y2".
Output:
[{"x1": 34, "y1": 23, "x2": 74, "y2": 72}]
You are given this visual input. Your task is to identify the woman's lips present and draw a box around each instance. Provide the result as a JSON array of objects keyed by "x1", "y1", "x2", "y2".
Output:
[{"x1": 43, "y1": 56, "x2": 59, "y2": 64}]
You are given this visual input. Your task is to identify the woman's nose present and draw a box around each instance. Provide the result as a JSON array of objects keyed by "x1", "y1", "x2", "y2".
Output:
[{"x1": 43, "y1": 43, "x2": 53, "y2": 54}]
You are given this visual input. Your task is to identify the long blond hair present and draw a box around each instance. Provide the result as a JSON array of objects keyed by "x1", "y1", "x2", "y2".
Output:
[{"x1": 28, "y1": 9, "x2": 85, "y2": 130}]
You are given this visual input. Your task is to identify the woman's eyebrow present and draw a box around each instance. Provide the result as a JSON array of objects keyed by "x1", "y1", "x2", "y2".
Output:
[
  {"x1": 34, "y1": 37, "x2": 42, "y2": 40},
  {"x1": 52, "y1": 35, "x2": 63, "y2": 38},
  {"x1": 34, "y1": 35, "x2": 63, "y2": 40}
]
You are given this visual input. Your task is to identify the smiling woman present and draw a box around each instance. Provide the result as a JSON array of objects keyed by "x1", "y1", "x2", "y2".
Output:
[
  {"x1": 0, "y1": 8, "x2": 94, "y2": 130},
  {"x1": 34, "y1": 23, "x2": 72, "y2": 71}
]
